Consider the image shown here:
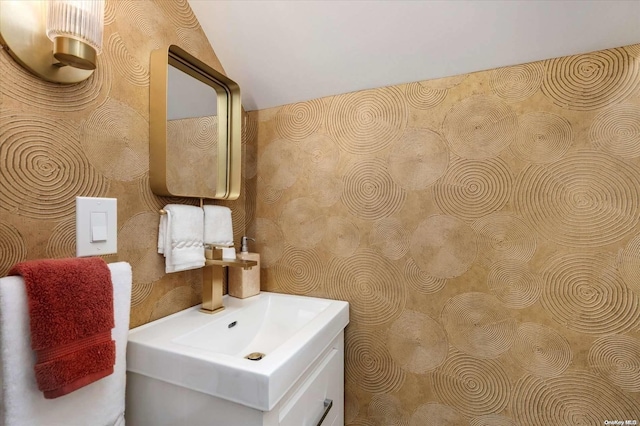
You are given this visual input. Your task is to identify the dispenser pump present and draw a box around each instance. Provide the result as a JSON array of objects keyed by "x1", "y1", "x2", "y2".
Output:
[
  {"x1": 230, "y1": 236, "x2": 260, "y2": 299},
  {"x1": 240, "y1": 236, "x2": 255, "y2": 254}
]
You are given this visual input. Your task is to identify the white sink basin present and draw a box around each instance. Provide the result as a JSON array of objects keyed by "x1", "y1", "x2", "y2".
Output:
[{"x1": 127, "y1": 292, "x2": 349, "y2": 411}]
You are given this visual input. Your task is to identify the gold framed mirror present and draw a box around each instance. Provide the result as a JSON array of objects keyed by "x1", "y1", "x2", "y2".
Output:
[{"x1": 150, "y1": 45, "x2": 241, "y2": 200}]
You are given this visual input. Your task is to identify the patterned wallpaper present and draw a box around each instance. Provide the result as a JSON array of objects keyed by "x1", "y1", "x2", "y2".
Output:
[
  {"x1": 167, "y1": 116, "x2": 218, "y2": 196},
  {"x1": 1, "y1": 1, "x2": 639, "y2": 422},
  {"x1": 0, "y1": 0, "x2": 246, "y2": 328},
  {"x1": 249, "y1": 44, "x2": 640, "y2": 424}
]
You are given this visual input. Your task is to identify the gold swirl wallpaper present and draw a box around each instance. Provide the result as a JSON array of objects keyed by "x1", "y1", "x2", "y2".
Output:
[
  {"x1": 0, "y1": 0, "x2": 243, "y2": 327},
  {"x1": 250, "y1": 44, "x2": 640, "y2": 423},
  {"x1": 1, "y1": 0, "x2": 639, "y2": 422}
]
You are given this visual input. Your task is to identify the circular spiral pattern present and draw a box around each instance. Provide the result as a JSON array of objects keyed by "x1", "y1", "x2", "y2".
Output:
[
  {"x1": 46, "y1": 219, "x2": 76, "y2": 259},
  {"x1": 388, "y1": 127, "x2": 449, "y2": 190},
  {"x1": 321, "y1": 216, "x2": 360, "y2": 257},
  {"x1": 618, "y1": 234, "x2": 640, "y2": 296},
  {"x1": 510, "y1": 322, "x2": 572, "y2": 378},
  {"x1": 487, "y1": 260, "x2": 542, "y2": 309},
  {"x1": 118, "y1": 212, "x2": 165, "y2": 296},
  {"x1": 625, "y1": 44, "x2": 640, "y2": 58},
  {"x1": 113, "y1": 1, "x2": 170, "y2": 63},
  {"x1": 387, "y1": 310, "x2": 448, "y2": 374},
  {"x1": 512, "y1": 371, "x2": 640, "y2": 424},
  {"x1": 327, "y1": 87, "x2": 408, "y2": 154},
  {"x1": 589, "y1": 334, "x2": 640, "y2": 392},
  {"x1": 542, "y1": 48, "x2": 640, "y2": 111},
  {"x1": 472, "y1": 213, "x2": 537, "y2": 264},
  {"x1": 369, "y1": 218, "x2": 409, "y2": 260},
  {"x1": 441, "y1": 292, "x2": 517, "y2": 358},
  {"x1": 345, "y1": 329, "x2": 405, "y2": 394},
  {"x1": 470, "y1": 415, "x2": 518, "y2": 426},
  {"x1": 248, "y1": 218, "x2": 285, "y2": 268},
  {"x1": 106, "y1": 32, "x2": 149, "y2": 86},
  {"x1": 541, "y1": 252, "x2": 640, "y2": 335},
  {"x1": 404, "y1": 258, "x2": 447, "y2": 294},
  {"x1": 168, "y1": 116, "x2": 217, "y2": 150},
  {"x1": 433, "y1": 158, "x2": 513, "y2": 221},
  {"x1": 260, "y1": 184, "x2": 284, "y2": 204},
  {"x1": 275, "y1": 100, "x2": 324, "y2": 141},
  {"x1": 272, "y1": 247, "x2": 323, "y2": 295},
  {"x1": 410, "y1": 215, "x2": 477, "y2": 279},
  {"x1": 0, "y1": 113, "x2": 109, "y2": 220},
  {"x1": 257, "y1": 139, "x2": 302, "y2": 192},
  {"x1": 410, "y1": 403, "x2": 468, "y2": 426},
  {"x1": 405, "y1": 82, "x2": 448, "y2": 109},
  {"x1": 0, "y1": 49, "x2": 110, "y2": 114},
  {"x1": 298, "y1": 135, "x2": 342, "y2": 206},
  {"x1": 515, "y1": 151, "x2": 640, "y2": 247},
  {"x1": 490, "y1": 62, "x2": 544, "y2": 103},
  {"x1": 327, "y1": 250, "x2": 405, "y2": 326},
  {"x1": 131, "y1": 282, "x2": 155, "y2": 311},
  {"x1": 279, "y1": 197, "x2": 326, "y2": 249},
  {"x1": 512, "y1": 112, "x2": 573, "y2": 163},
  {"x1": 299, "y1": 133, "x2": 340, "y2": 175},
  {"x1": 104, "y1": 0, "x2": 117, "y2": 24},
  {"x1": 590, "y1": 104, "x2": 640, "y2": 158},
  {"x1": 0, "y1": 222, "x2": 26, "y2": 276},
  {"x1": 81, "y1": 98, "x2": 149, "y2": 181},
  {"x1": 341, "y1": 158, "x2": 406, "y2": 221},
  {"x1": 432, "y1": 351, "x2": 510, "y2": 417},
  {"x1": 154, "y1": 0, "x2": 199, "y2": 29},
  {"x1": 166, "y1": 116, "x2": 218, "y2": 196},
  {"x1": 368, "y1": 394, "x2": 410, "y2": 426},
  {"x1": 442, "y1": 95, "x2": 517, "y2": 159}
]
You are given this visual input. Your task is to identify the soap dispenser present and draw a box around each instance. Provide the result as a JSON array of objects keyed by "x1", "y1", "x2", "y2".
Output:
[{"x1": 228, "y1": 236, "x2": 260, "y2": 299}]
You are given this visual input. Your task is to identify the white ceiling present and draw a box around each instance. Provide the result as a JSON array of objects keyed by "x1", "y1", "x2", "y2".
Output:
[{"x1": 188, "y1": 0, "x2": 640, "y2": 111}]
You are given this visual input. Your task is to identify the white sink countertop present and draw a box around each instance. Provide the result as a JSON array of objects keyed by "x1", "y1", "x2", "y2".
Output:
[{"x1": 127, "y1": 292, "x2": 349, "y2": 411}]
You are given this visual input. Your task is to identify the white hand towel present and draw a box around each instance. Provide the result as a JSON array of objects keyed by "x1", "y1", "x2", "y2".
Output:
[
  {"x1": 0, "y1": 261, "x2": 132, "y2": 426},
  {"x1": 203, "y1": 205, "x2": 234, "y2": 247},
  {"x1": 158, "y1": 204, "x2": 205, "y2": 273}
]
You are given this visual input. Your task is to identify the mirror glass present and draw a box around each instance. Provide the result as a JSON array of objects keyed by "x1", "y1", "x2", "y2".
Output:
[
  {"x1": 166, "y1": 64, "x2": 222, "y2": 196},
  {"x1": 150, "y1": 45, "x2": 241, "y2": 200}
]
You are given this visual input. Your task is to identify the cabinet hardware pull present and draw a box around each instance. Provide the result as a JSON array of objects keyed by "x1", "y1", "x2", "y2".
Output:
[{"x1": 315, "y1": 398, "x2": 333, "y2": 426}]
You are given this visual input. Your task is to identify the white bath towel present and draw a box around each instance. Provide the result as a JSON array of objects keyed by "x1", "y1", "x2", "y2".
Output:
[
  {"x1": 0, "y1": 261, "x2": 132, "y2": 426},
  {"x1": 203, "y1": 205, "x2": 234, "y2": 247},
  {"x1": 158, "y1": 204, "x2": 205, "y2": 273}
]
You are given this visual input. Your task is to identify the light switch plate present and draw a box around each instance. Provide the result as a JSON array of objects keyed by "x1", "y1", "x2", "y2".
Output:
[{"x1": 76, "y1": 197, "x2": 117, "y2": 257}]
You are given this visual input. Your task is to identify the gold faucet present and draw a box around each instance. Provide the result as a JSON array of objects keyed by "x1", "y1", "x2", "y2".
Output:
[{"x1": 201, "y1": 246, "x2": 257, "y2": 314}]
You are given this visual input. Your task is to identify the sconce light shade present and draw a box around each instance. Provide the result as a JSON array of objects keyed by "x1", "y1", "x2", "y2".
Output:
[
  {"x1": 46, "y1": 0, "x2": 105, "y2": 70},
  {"x1": 0, "y1": 0, "x2": 104, "y2": 83}
]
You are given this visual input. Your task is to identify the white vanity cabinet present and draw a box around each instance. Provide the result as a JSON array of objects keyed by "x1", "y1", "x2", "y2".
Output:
[{"x1": 126, "y1": 331, "x2": 345, "y2": 426}]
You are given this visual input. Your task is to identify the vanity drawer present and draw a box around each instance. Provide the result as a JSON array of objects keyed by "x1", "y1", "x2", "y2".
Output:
[{"x1": 278, "y1": 345, "x2": 343, "y2": 426}]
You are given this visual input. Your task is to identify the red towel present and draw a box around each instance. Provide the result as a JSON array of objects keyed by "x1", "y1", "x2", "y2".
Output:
[{"x1": 9, "y1": 257, "x2": 115, "y2": 399}]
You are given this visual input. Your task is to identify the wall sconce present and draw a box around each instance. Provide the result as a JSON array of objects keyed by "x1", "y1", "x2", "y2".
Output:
[{"x1": 0, "y1": 0, "x2": 105, "y2": 84}]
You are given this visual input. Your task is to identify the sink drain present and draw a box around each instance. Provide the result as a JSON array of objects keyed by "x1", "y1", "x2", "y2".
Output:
[
  {"x1": 245, "y1": 352, "x2": 265, "y2": 361},
  {"x1": 244, "y1": 352, "x2": 265, "y2": 361}
]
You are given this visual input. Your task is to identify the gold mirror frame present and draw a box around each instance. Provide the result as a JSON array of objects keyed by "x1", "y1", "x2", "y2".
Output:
[{"x1": 150, "y1": 45, "x2": 241, "y2": 200}]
